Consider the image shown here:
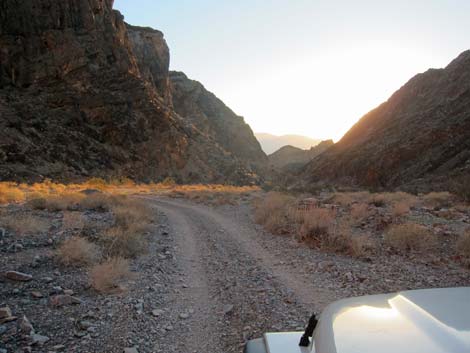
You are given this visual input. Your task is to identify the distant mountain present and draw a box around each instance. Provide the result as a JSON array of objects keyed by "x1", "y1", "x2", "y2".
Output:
[
  {"x1": 269, "y1": 140, "x2": 334, "y2": 172},
  {"x1": 300, "y1": 50, "x2": 470, "y2": 190},
  {"x1": 255, "y1": 133, "x2": 322, "y2": 154}
]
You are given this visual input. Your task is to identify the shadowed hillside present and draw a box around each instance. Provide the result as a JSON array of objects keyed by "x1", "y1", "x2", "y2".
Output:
[
  {"x1": 300, "y1": 51, "x2": 470, "y2": 191},
  {"x1": 0, "y1": 0, "x2": 267, "y2": 184}
]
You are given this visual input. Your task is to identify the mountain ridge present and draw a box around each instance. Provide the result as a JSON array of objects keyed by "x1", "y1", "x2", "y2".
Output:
[
  {"x1": 255, "y1": 133, "x2": 322, "y2": 154},
  {"x1": 299, "y1": 50, "x2": 470, "y2": 190}
]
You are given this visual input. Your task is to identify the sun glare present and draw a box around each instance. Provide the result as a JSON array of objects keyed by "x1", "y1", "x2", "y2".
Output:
[{"x1": 234, "y1": 42, "x2": 442, "y2": 142}]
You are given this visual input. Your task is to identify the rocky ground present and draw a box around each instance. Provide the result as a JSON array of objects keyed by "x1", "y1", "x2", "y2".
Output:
[{"x1": 1, "y1": 196, "x2": 470, "y2": 353}]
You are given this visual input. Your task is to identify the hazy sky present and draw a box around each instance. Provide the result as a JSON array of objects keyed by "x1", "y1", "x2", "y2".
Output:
[{"x1": 114, "y1": 0, "x2": 470, "y2": 141}]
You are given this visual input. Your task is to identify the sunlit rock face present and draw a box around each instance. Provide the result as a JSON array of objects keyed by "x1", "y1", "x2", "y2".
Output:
[
  {"x1": 0, "y1": 0, "x2": 267, "y2": 183},
  {"x1": 300, "y1": 51, "x2": 470, "y2": 191}
]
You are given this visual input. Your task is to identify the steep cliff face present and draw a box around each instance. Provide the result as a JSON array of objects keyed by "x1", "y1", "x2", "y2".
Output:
[
  {"x1": 301, "y1": 51, "x2": 470, "y2": 189},
  {"x1": 126, "y1": 24, "x2": 172, "y2": 106},
  {"x1": 0, "y1": 0, "x2": 267, "y2": 184},
  {"x1": 170, "y1": 71, "x2": 267, "y2": 170}
]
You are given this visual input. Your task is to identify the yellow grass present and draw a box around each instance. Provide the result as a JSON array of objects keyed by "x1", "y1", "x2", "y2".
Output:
[
  {"x1": 57, "y1": 237, "x2": 101, "y2": 266},
  {"x1": 253, "y1": 192, "x2": 296, "y2": 234},
  {"x1": 296, "y1": 208, "x2": 336, "y2": 243},
  {"x1": 0, "y1": 183, "x2": 25, "y2": 204},
  {"x1": 0, "y1": 214, "x2": 49, "y2": 235},
  {"x1": 385, "y1": 223, "x2": 437, "y2": 252},
  {"x1": 423, "y1": 192, "x2": 453, "y2": 208},
  {"x1": 0, "y1": 180, "x2": 260, "y2": 208}
]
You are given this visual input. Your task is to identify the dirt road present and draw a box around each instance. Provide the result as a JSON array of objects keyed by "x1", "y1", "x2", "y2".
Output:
[
  {"x1": 3, "y1": 195, "x2": 467, "y2": 353},
  {"x1": 146, "y1": 197, "x2": 334, "y2": 353}
]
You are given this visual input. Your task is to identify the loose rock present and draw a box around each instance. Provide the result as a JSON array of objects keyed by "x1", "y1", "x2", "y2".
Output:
[{"x1": 5, "y1": 271, "x2": 33, "y2": 282}]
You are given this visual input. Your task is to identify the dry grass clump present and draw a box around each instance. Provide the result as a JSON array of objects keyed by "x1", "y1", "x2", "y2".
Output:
[
  {"x1": 90, "y1": 257, "x2": 131, "y2": 293},
  {"x1": 331, "y1": 192, "x2": 370, "y2": 206},
  {"x1": 103, "y1": 225, "x2": 147, "y2": 258},
  {"x1": 167, "y1": 184, "x2": 258, "y2": 205},
  {"x1": 100, "y1": 199, "x2": 153, "y2": 258},
  {"x1": 0, "y1": 214, "x2": 49, "y2": 235},
  {"x1": 25, "y1": 192, "x2": 48, "y2": 210},
  {"x1": 391, "y1": 201, "x2": 412, "y2": 218},
  {"x1": 296, "y1": 208, "x2": 336, "y2": 245},
  {"x1": 44, "y1": 193, "x2": 85, "y2": 211},
  {"x1": 0, "y1": 183, "x2": 25, "y2": 204},
  {"x1": 78, "y1": 193, "x2": 117, "y2": 211},
  {"x1": 350, "y1": 203, "x2": 371, "y2": 221},
  {"x1": 456, "y1": 230, "x2": 470, "y2": 268},
  {"x1": 385, "y1": 223, "x2": 437, "y2": 252},
  {"x1": 423, "y1": 192, "x2": 453, "y2": 208},
  {"x1": 253, "y1": 192, "x2": 296, "y2": 234},
  {"x1": 62, "y1": 212, "x2": 86, "y2": 231},
  {"x1": 350, "y1": 234, "x2": 375, "y2": 257},
  {"x1": 57, "y1": 237, "x2": 101, "y2": 266}
]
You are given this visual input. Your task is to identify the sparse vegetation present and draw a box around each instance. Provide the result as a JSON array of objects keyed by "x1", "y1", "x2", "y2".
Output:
[
  {"x1": 62, "y1": 212, "x2": 86, "y2": 231},
  {"x1": 385, "y1": 223, "x2": 437, "y2": 252},
  {"x1": 102, "y1": 224, "x2": 148, "y2": 258},
  {"x1": 296, "y1": 208, "x2": 336, "y2": 245},
  {"x1": 0, "y1": 214, "x2": 49, "y2": 235},
  {"x1": 351, "y1": 203, "x2": 370, "y2": 221},
  {"x1": 456, "y1": 230, "x2": 470, "y2": 268},
  {"x1": 57, "y1": 237, "x2": 101, "y2": 266},
  {"x1": 253, "y1": 192, "x2": 296, "y2": 234},
  {"x1": 253, "y1": 189, "x2": 468, "y2": 264},
  {"x1": 391, "y1": 201, "x2": 412, "y2": 218},
  {"x1": 423, "y1": 192, "x2": 453, "y2": 208},
  {"x1": 90, "y1": 257, "x2": 132, "y2": 293}
]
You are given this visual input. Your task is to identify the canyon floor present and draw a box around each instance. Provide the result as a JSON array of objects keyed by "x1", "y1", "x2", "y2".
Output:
[{"x1": 1, "y1": 195, "x2": 470, "y2": 353}]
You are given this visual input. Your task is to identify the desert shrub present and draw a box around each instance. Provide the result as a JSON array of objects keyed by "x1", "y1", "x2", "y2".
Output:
[
  {"x1": 112, "y1": 200, "x2": 153, "y2": 229},
  {"x1": 0, "y1": 183, "x2": 24, "y2": 204},
  {"x1": 62, "y1": 212, "x2": 85, "y2": 231},
  {"x1": 90, "y1": 257, "x2": 131, "y2": 293},
  {"x1": 85, "y1": 177, "x2": 107, "y2": 190},
  {"x1": 456, "y1": 230, "x2": 470, "y2": 267},
  {"x1": 102, "y1": 225, "x2": 147, "y2": 258},
  {"x1": 44, "y1": 193, "x2": 85, "y2": 211},
  {"x1": 350, "y1": 203, "x2": 370, "y2": 221},
  {"x1": 161, "y1": 177, "x2": 177, "y2": 187},
  {"x1": 350, "y1": 234, "x2": 376, "y2": 257},
  {"x1": 369, "y1": 194, "x2": 386, "y2": 207},
  {"x1": 423, "y1": 192, "x2": 453, "y2": 208},
  {"x1": 57, "y1": 237, "x2": 101, "y2": 266},
  {"x1": 26, "y1": 192, "x2": 48, "y2": 210},
  {"x1": 0, "y1": 214, "x2": 49, "y2": 235},
  {"x1": 253, "y1": 192, "x2": 296, "y2": 234},
  {"x1": 297, "y1": 208, "x2": 336, "y2": 245},
  {"x1": 385, "y1": 223, "x2": 437, "y2": 252},
  {"x1": 78, "y1": 193, "x2": 115, "y2": 211},
  {"x1": 331, "y1": 192, "x2": 370, "y2": 207},
  {"x1": 391, "y1": 201, "x2": 412, "y2": 218}
]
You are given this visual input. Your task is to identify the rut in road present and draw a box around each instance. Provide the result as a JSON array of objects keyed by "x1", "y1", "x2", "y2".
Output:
[{"x1": 147, "y1": 197, "x2": 334, "y2": 353}]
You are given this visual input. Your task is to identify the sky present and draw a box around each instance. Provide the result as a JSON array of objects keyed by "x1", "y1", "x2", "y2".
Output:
[{"x1": 114, "y1": 0, "x2": 470, "y2": 141}]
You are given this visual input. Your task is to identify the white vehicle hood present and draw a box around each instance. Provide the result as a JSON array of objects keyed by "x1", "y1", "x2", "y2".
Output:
[{"x1": 314, "y1": 287, "x2": 470, "y2": 353}]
